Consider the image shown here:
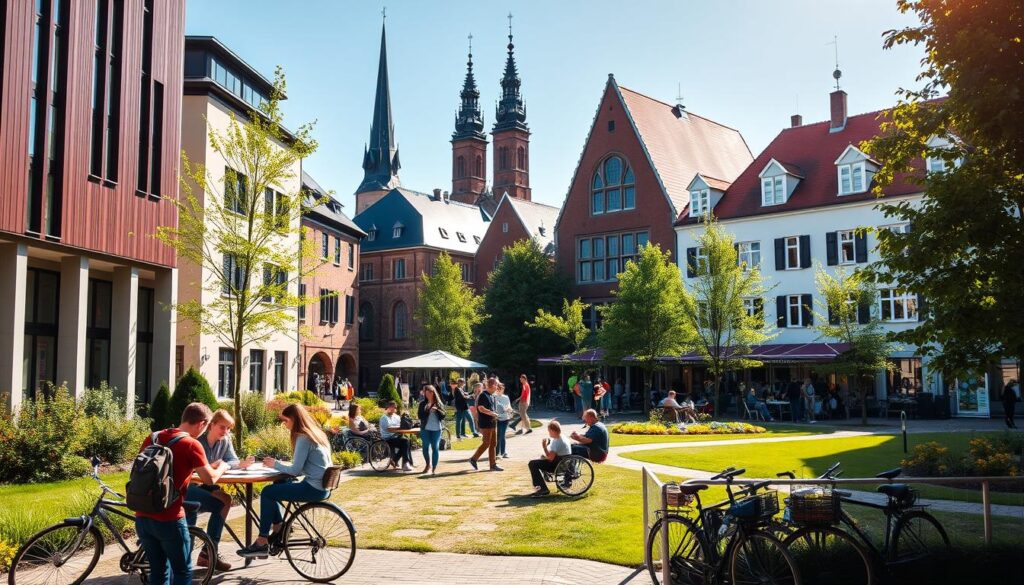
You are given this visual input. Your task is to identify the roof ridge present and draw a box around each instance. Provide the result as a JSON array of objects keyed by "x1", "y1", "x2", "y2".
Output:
[
  {"x1": 508, "y1": 198, "x2": 559, "y2": 211},
  {"x1": 781, "y1": 106, "x2": 892, "y2": 133},
  {"x1": 617, "y1": 84, "x2": 745, "y2": 135}
]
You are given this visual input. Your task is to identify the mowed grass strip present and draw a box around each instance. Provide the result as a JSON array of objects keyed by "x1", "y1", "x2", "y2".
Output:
[{"x1": 610, "y1": 422, "x2": 830, "y2": 447}]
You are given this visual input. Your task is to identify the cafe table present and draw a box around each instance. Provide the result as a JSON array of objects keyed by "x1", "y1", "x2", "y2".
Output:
[
  {"x1": 192, "y1": 464, "x2": 287, "y2": 567},
  {"x1": 765, "y1": 399, "x2": 792, "y2": 421}
]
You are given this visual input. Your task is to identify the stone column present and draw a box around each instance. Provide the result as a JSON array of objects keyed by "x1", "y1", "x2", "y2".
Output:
[
  {"x1": 152, "y1": 268, "x2": 178, "y2": 399},
  {"x1": 57, "y1": 255, "x2": 89, "y2": 399},
  {"x1": 0, "y1": 243, "x2": 28, "y2": 412},
  {"x1": 110, "y1": 266, "x2": 139, "y2": 416}
]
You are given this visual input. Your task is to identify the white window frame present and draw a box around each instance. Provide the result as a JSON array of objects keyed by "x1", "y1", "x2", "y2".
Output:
[
  {"x1": 502, "y1": 222, "x2": 509, "y2": 233},
  {"x1": 879, "y1": 289, "x2": 918, "y2": 322},
  {"x1": 784, "y1": 236, "x2": 801, "y2": 270},
  {"x1": 694, "y1": 247, "x2": 708, "y2": 274},
  {"x1": 761, "y1": 176, "x2": 786, "y2": 206},
  {"x1": 742, "y1": 298, "x2": 758, "y2": 318},
  {"x1": 926, "y1": 156, "x2": 946, "y2": 174},
  {"x1": 786, "y1": 294, "x2": 804, "y2": 328},
  {"x1": 737, "y1": 241, "x2": 760, "y2": 270},
  {"x1": 838, "y1": 230, "x2": 856, "y2": 264},
  {"x1": 837, "y1": 161, "x2": 866, "y2": 195},
  {"x1": 690, "y1": 189, "x2": 710, "y2": 217},
  {"x1": 882, "y1": 223, "x2": 911, "y2": 235},
  {"x1": 392, "y1": 226, "x2": 403, "y2": 238}
]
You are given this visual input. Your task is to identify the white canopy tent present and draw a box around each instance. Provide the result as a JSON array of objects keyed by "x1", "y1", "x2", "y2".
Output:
[{"x1": 381, "y1": 350, "x2": 488, "y2": 370}]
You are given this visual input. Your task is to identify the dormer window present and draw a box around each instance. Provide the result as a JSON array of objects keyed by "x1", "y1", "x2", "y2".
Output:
[
  {"x1": 690, "y1": 189, "x2": 710, "y2": 217},
  {"x1": 473, "y1": 235, "x2": 481, "y2": 244},
  {"x1": 392, "y1": 222, "x2": 404, "y2": 238},
  {"x1": 456, "y1": 232, "x2": 466, "y2": 243},
  {"x1": 367, "y1": 228, "x2": 377, "y2": 242},
  {"x1": 761, "y1": 176, "x2": 786, "y2": 206},
  {"x1": 837, "y1": 162, "x2": 866, "y2": 195},
  {"x1": 926, "y1": 135, "x2": 961, "y2": 175},
  {"x1": 439, "y1": 227, "x2": 449, "y2": 239}
]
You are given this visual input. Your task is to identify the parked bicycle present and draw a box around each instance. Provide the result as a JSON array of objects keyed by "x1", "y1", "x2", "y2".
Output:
[
  {"x1": 545, "y1": 389, "x2": 572, "y2": 412},
  {"x1": 7, "y1": 457, "x2": 217, "y2": 585},
  {"x1": 645, "y1": 467, "x2": 801, "y2": 585}
]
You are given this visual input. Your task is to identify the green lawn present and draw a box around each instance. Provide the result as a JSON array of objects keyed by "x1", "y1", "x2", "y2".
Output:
[
  {"x1": 610, "y1": 422, "x2": 829, "y2": 446},
  {"x1": 621, "y1": 431, "x2": 1024, "y2": 505},
  {"x1": 0, "y1": 472, "x2": 130, "y2": 546}
]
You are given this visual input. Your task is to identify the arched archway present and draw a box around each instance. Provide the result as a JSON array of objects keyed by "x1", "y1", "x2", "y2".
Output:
[
  {"x1": 336, "y1": 353, "x2": 357, "y2": 390},
  {"x1": 306, "y1": 352, "x2": 333, "y2": 394}
]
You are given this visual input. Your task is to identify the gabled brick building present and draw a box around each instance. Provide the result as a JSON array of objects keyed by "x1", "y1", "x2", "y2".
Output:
[{"x1": 475, "y1": 193, "x2": 558, "y2": 290}]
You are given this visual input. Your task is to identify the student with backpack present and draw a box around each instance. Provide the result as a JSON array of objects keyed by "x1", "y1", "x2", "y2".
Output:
[{"x1": 128, "y1": 402, "x2": 227, "y2": 585}]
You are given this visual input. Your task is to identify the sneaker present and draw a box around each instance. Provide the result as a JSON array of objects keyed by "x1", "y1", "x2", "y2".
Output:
[
  {"x1": 469, "y1": 458, "x2": 479, "y2": 470},
  {"x1": 237, "y1": 543, "x2": 270, "y2": 558},
  {"x1": 472, "y1": 433, "x2": 481, "y2": 438},
  {"x1": 526, "y1": 429, "x2": 533, "y2": 434},
  {"x1": 490, "y1": 465, "x2": 504, "y2": 472},
  {"x1": 197, "y1": 553, "x2": 232, "y2": 572},
  {"x1": 530, "y1": 488, "x2": 551, "y2": 498},
  {"x1": 515, "y1": 429, "x2": 524, "y2": 435},
  {"x1": 402, "y1": 463, "x2": 413, "y2": 472},
  {"x1": 502, "y1": 453, "x2": 510, "y2": 458}
]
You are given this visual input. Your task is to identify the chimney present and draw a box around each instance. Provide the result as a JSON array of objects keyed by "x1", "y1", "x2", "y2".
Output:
[
  {"x1": 432, "y1": 188, "x2": 442, "y2": 201},
  {"x1": 442, "y1": 190, "x2": 450, "y2": 203},
  {"x1": 790, "y1": 114, "x2": 803, "y2": 128},
  {"x1": 829, "y1": 90, "x2": 847, "y2": 132}
]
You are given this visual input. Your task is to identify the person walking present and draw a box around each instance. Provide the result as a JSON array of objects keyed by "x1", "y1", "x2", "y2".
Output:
[
  {"x1": 599, "y1": 377, "x2": 612, "y2": 418},
  {"x1": 802, "y1": 377, "x2": 817, "y2": 423},
  {"x1": 613, "y1": 378, "x2": 625, "y2": 413},
  {"x1": 567, "y1": 372, "x2": 580, "y2": 414},
  {"x1": 453, "y1": 378, "x2": 479, "y2": 439},
  {"x1": 787, "y1": 378, "x2": 803, "y2": 422},
  {"x1": 418, "y1": 385, "x2": 446, "y2": 474},
  {"x1": 133, "y1": 403, "x2": 228, "y2": 585},
  {"x1": 579, "y1": 374, "x2": 594, "y2": 419},
  {"x1": 469, "y1": 379, "x2": 502, "y2": 471},
  {"x1": 494, "y1": 383, "x2": 514, "y2": 458},
  {"x1": 510, "y1": 374, "x2": 532, "y2": 435},
  {"x1": 1001, "y1": 380, "x2": 1019, "y2": 429}
]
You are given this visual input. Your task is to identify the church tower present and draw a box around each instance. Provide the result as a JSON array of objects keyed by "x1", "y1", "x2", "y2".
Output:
[
  {"x1": 355, "y1": 21, "x2": 401, "y2": 214},
  {"x1": 491, "y1": 19, "x2": 531, "y2": 201},
  {"x1": 450, "y1": 36, "x2": 487, "y2": 205}
]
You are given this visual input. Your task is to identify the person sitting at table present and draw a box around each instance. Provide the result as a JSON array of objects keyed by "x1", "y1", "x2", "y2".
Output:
[
  {"x1": 237, "y1": 404, "x2": 332, "y2": 558},
  {"x1": 570, "y1": 409, "x2": 610, "y2": 462},
  {"x1": 745, "y1": 387, "x2": 774, "y2": 422},
  {"x1": 380, "y1": 401, "x2": 413, "y2": 471},
  {"x1": 186, "y1": 409, "x2": 253, "y2": 571},
  {"x1": 679, "y1": 394, "x2": 698, "y2": 423},
  {"x1": 527, "y1": 420, "x2": 572, "y2": 498},
  {"x1": 347, "y1": 402, "x2": 376, "y2": 437}
]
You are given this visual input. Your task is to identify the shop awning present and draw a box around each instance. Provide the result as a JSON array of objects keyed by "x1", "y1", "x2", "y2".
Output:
[
  {"x1": 538, "y1": 343, "x2": 852, "y2": 366},
  {"x1": 537, "y1": 348, "x2": 606, "y2": 365}
]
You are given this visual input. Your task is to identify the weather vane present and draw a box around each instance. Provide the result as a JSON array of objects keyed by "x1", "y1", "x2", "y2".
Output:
[
  {"x1": 508, "y1": 12, "x2": 514, "y2": 36},
  {"x1": 828, "y1": 35, "x2": 842, "y2": 90}
]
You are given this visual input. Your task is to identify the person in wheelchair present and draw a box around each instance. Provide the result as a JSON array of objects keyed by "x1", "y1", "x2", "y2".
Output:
[
  {"x1": 347, "y1": 402, "x2": 378, "y2": 438},
  {"x1": 527, "y1": 420, "x2": 572, "y2": 498},
  {"x1": 237, "y1": 404, "x2": 332, "y2": 558},
  {"x1": 569, "y1": 409, "x2": 609, "y2": 463}
]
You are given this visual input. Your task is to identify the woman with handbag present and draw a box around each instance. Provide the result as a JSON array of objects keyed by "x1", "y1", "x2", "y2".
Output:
[{"x1": 418, "y1": 385, "x2": 447, "y2": 474}]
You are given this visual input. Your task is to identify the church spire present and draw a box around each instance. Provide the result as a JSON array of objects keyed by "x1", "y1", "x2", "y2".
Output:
[
  {"x1": 493, "y1": 13, "x2": 527, "y2": 132},
  {"x1": 357, "y1": 19, "x2": 401, "y2": 196},
  {"x1": 453, "y1": 34, "x2": 485, "y2": 140}
]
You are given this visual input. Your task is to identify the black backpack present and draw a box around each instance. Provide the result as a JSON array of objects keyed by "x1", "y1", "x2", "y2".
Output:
[{"x1": 126, "y1": 431, "x2": 188, "y2": 514}]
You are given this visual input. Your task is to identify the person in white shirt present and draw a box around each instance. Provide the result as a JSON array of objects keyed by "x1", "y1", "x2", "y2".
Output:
[
  {"x1": 659, "y1": 390, "x2": 682, "y2": 409},
  {"x1": 379, "y1": 401, "x2": 413, "y2": 471},
  {"x1": 528, "y1": 420, "x2": 572, "y2": 497}
]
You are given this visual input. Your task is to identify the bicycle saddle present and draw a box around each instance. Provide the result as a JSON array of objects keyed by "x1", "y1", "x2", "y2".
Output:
[
  {"x1": 876, "y1": 483, "x2": 911, "y2": 498},
  {"x1": 875, "y1": 467, "x2": 902, "y2": 480},
  {"x1": 676, "y1": 483, "x2": 709, "y2": 495}
]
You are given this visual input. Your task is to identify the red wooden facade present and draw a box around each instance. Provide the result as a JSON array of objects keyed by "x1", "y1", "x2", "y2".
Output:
[{"x1": 0, "y1": 0, "x2": 183, "y2": 268}]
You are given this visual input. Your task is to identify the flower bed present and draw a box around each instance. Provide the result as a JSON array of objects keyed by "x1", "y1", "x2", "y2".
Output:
[{"x1": 611, "y1": 421, "x2": 766, "y2": 436}]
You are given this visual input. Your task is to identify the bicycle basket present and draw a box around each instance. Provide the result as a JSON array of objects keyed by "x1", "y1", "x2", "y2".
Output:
[
  {"x1": 895, "y1": 488, "x2": 918, "y2": 509},
  {"x1": 729, "y1": 490, "x2": 779, "y2": 520},
  {"x1": 787, "y1": 487, "x2": 840, "y2": 525},
  {"x1": 663, "y1": 483, "x2": 695, "y2": 508}
]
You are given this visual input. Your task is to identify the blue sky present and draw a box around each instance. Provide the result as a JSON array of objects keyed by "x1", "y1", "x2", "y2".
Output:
[{"x1": 184, "y1": 0, "x2": 925, "y2": 211}]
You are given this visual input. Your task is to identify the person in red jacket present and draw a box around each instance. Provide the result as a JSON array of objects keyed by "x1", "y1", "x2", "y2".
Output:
[{"x1": 135, "y1": 403, "x2": 228, "y2": 585}]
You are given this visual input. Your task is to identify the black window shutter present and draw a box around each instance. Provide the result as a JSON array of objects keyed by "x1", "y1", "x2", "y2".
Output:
[
  {"x1": 825, "y1": 232, "x2": 838, "y2": 266},
  {"x1": 753, "y1": 298, "x2": 764, "y2": 325},
  {"x1": 320, "y1": 289, "x2": 327, "y2": 324},
  {"x1": 262, "y1": 266, "x2": 272, "y2": 302},
  {"x1": 801, "y1": 293, "x2": 813, "y2": 326},
  {"x1": 828, "y1": 304, "x2": 839, "y2": 325},
  {"x1": 774, "y1": 238, "x2": 785, "y2": 270},
  {"x1": 686, "y1": 247, "x2": 697, "y2": 278},
  {"x1": 776, "y1": 296, "x2": 787, "y2": 328},
  {"x1": 917, "y1": 294, "x2": 927, "y2": 321},
  {"x1": 799, "y1": 235, "x2": 811, "y2": 268},
  {"x1": 854, "y1": 231, "x2": 868, "y2": 263},
  {"x1": 857, "y1": 300, "x2": 871, "y2": 324}
]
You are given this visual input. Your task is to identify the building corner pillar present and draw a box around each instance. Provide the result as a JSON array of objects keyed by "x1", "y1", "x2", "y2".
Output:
[
  {"x1": 152, "y1": 268, "x2": 178, "y2": 402},
  {"x1": 57, "y1": 256, "x2": 89, "y2": 399},
  {"x1": 0, "y1": 244, "x2": 28, "y2": 413},
  {"x1": 110, "y1": 267, "x2": 139, "y2": 416}
]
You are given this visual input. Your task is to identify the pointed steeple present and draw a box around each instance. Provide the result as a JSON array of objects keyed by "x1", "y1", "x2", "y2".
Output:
[
  {"x1": 493, "y1": 14, "x2": 527, "y2": 132},
  {"x1": 357, "y1": 20, "x2": 401, "y2": 195},
  {"x1": 453, "y1": 34, "x2": 485, "y2": 140}
]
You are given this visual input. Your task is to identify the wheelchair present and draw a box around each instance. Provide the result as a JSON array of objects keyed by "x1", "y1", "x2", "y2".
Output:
[
  {"x1": 340, "y1": 430, "x2": 391, "y2": 470},
  {"x1": 541, "y1": 454, "x2": 596, "y2": 497}
]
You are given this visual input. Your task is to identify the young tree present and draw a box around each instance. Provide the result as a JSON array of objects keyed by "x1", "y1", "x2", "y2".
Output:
[
  {"x1": 864, "y1": 0, "x2": 1024, "y2": 375},
  {"x1": 478, "y1": 240, "x2": 569, "y2": 374},
  {"x1": 599, "y1": 244, "x2": 694, "y2": 413},
  {"x1": 414, "y1": 251, "x2": 484, "y2": 357},
  {"x1": 812, "y1": 266, "x2": 893, "y2": 426},
  {"x1": 526, "y1": 298, "x2": 591, "y2": 356},
  {"x1": 156, "y1": 69, "x2": 322, "y2": 445},
  {"x1": 681, "y1": 216, "x2": 775, "y2": 414}
]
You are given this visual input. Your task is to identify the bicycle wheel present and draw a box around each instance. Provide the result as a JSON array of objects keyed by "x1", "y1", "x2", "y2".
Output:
[
  {"x1": 729, "y1": 531, "x2": 801, "y2": 585},
  {"x1": 283, "y1": 502, "x2": 357, "y2": 583},
  {"x1": 344, "y1": 436, "x2": 370, "y2": 463},
  {"x1": 367, "y1": 440, "x2": 392, "y2": 471},
  {"x1": 554, "y1": 456, "x2": 594, "y2": 497},
  {"x1": 890, "y1": 510, "x2": 950, "y2": 564},
  {"x1": 645, "y1": 514, "x2": 707, "y2": 585},
  {"x1": 8, "y1": 523, "x2": 102, "y2": 585},
  {"x1": 188, "y1": 527, "x2": 217, "y2": 585},
  {"x1": 784, "y1": 525, "x2": 874, "y2": 585}
]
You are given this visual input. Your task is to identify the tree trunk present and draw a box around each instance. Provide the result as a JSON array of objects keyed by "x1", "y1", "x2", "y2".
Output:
[
  {"x1": 855, "y1": 376, "x2": 868, "y2": 427},
  {"x1": 233, "y1": 346, "x2": 243, "y2": 446},
  {"x1": 642, "y1": 368, "x2": 652, "y2": 415}
]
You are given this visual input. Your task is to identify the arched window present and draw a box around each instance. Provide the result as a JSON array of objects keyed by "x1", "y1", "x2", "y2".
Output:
[
  {"x1": 474, "y1": 155, "x2": 482, "y2": 177},
  {"x1": 359, "y1": 302, "x2": 374, "y2": 341},
  {"x1": 456, "y1": 156, "x2": 465, "y2": 178},
  {"x1": 517, "y1": 146, "x2": 526, "y2": 170},
  {"x1": 591, "y1": 155, "x2": 635, "y2": 215},
  {"x1": 498, "y1": 147, "x2": 509, "y2": 170},
  {"x1": 392, "y1": 302, "x2": 407, "y2": 339}
]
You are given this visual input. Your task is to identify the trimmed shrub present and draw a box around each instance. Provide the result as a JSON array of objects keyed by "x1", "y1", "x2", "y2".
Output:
[
  {"x1": 377, "y1": 374, "x2": 401, "y2": 409},
  {"x1": 150, "y1": 382, "x2": 171, "y2": 430},
  {"x1": 902, "y1": 441, "x2": 953, "y2": 476},
  {"x1": 354, "y1": 397, "x2": 383, "y2": 424},
  {"x1": 332, "y1": 450, "x2": 361, "y2": 469},
  {"x1": 81, "y1": 382, "x2": 125, "y2": 419},
  {"x1": 242, "y1": 425, "x2": 291, "y2": 459},
  {"x1": 169, "y1": 367, "x2": 219, "y2": 424},
  {"x1": 240, "y1": 391, "x2": 276, "y2": 432},
  {"x1": 272, "y1": 390, "x2": 325, "y2": 407},
  {"x1": 306, "y1": 404, "x2": 332, "y2": 426},
  {"x1": 1, "y1": 385, "x2": 90, "y2": 484},
  {"x1": 79, "y1": 416, "x2": 152, "y2": 465},
  {"x1": 265, "y1": 399, "x2": 290, "y2": 420}
]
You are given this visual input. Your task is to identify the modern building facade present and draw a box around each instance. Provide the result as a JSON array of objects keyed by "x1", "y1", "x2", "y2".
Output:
[
  {"x1": 298, "y1": 172, "x2": 365, "y2": 394},
  {"x1": 177, "y1": 36, "x2": 301, "y2": 398},
  {"x1": 475, "y1": 193, "x2": 558, "y2": 291},
  {"x1": 0, "y1": 0, "x2": 185, "y2": 413}
]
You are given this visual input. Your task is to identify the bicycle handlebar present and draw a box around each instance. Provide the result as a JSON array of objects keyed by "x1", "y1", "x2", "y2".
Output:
[
  {"x1": 710, "y1": 467, "x2": 745, "y2": 481},
  {"x1": 91, "y1": 460, "x2": 126, "y2": 500},
  {"x1": 776, "y1": 471, "x2": 796, "y2": 479}
]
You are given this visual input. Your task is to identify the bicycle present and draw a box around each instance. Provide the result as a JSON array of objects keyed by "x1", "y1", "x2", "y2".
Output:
[
  {"x1": 7, "y1": 457, "x2": 217, "y2": 585},
  {"x1": 645, "y1": 467, "x2": 801, "y2": 585},
  {"x1": 545, "y1": 389, "x2": 571, "y2": 412}
]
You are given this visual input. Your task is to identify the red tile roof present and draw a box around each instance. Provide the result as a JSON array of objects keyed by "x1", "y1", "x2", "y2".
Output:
[
  {"x1": 617, "y1": 86, "x2": 753, "y2": 214},
  {"x1": 677, "y1": 107, "x2": 925, "y2": 224},
  {"x1": 698, "y1": 175, "x2": 733, "y2": 192}
]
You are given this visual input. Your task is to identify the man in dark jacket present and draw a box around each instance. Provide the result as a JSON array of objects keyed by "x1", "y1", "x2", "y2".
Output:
[
  {"x1": 453, "y1": 378, "x2": 479, "y2": 439},
  {"x1": 787, "y1": 378, "x2": 804, "y2": 422}
]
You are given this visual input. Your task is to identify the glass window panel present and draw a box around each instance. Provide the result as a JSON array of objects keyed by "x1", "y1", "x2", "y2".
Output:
[
  {"x1": 579, "y1": 261, "x2": 591, "y2": 282},
  {"x1": 607, "y1": 258, "x2": 619, "y2": 279},
  {"x1": 637, "y1": 232, "x2": 649, "y2": 248},
  {"x1": 623, "y1": 234, "x2": 635, "y2": 254},
  {"x1": 604, "y1": 157, "x2": 622, "y2": 185},
  {"x1": 594, "y1": 237, "x2": 605, "y2": 258},
  {"x1": 607, "y1": 189, "x2": 621, "y2": 211},
  {"x1": 592, "y1": 173, "x2": 603, "y2": 189},
  {"x1": 624, "y1": 167, "x2": 634, "y2": 184},
  {"x1": 579, "y1": 239, "x2": 592, "y2": 259},
  {"x1": 594, "y1": 260, "x2": 605, "y2": 281},
  {"x1": 607, "y1": 235, "x2": 619, "y2": 256},
  {"x1": 592, "y1": 192, "x2": 604, "y2": 214},
  {"x1": 624, "y1": 187, "x2": 635, "y2": 209}
]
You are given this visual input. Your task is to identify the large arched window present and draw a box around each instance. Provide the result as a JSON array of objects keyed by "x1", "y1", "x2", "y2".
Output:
[
  {"x1": 591, "y1": 155, "x2": 636, "y2": 215},
  {"x1": 456, "y1": 156, "x2": 465, "y2": 178},
  {"x1": 498, "y1": 147, "x2": 510, "y2": 171},
  {"x1": 392, "y1": 302, "x2": 407, "y2": 340},
  {"x1": 517, "y1": 146, "x2": 526, "y2": 170},
  {"x1": 359, "y1": 302, "x2": 374, "y2": 341},
  {"x1": 474, "y1": 155, "x2": 482, "y2": 177}
]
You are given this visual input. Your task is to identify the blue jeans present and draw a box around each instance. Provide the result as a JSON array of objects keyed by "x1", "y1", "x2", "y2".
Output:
[
  {"x1": 135, "y1": 517, "x2": 192, "y2": 585},
  {"x1": 421, "y1": 428, "x2": 441, "y2": 468},
  {"x1": 496, "y1": 420, "x2": 509, "y2": 456},
  {"x1": 455, "y1": 410, "x2": 477, "y2": 437},
  {"x1": 184, "y1": 485, "x2": 225, "y2": 545},
  {"x1": 258, "y1": 479, "x2": 329, "y2": 537}
]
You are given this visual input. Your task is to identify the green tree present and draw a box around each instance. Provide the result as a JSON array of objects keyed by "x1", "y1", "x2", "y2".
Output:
[
  {"x1": 599, "y1": 244, "x2": 693, "y2": 413},
  {"x1": 681, "y1": 216, "x2": 775, "y2": 413},
  {"x1": 156, "y1": 69, "x2": 323, "y2": 445},
  {"x1": 169, "y1": 367, "x2": 220, "y2": 425},
  {"x1": 864, "y1": 0, "x2": 1024, "y2": 375},
  {"x1": 377, "y1": 374, "x2": 401, "y2": 410},
  {"x1": 414, "y1": 251, "x2": 484, "y2": 357},
  {"x1": 150, "y1": 382, "x2": 171, "y2": 431},
  {"x1": 812, "y1": 266, "x2": 893, "y2": 426},
  {"x1": 526, "y1": 298, "x2": 591, "y2": 356},
  {"x1": 479, "y1": 240, "x2": 569, "y2": 373}
]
